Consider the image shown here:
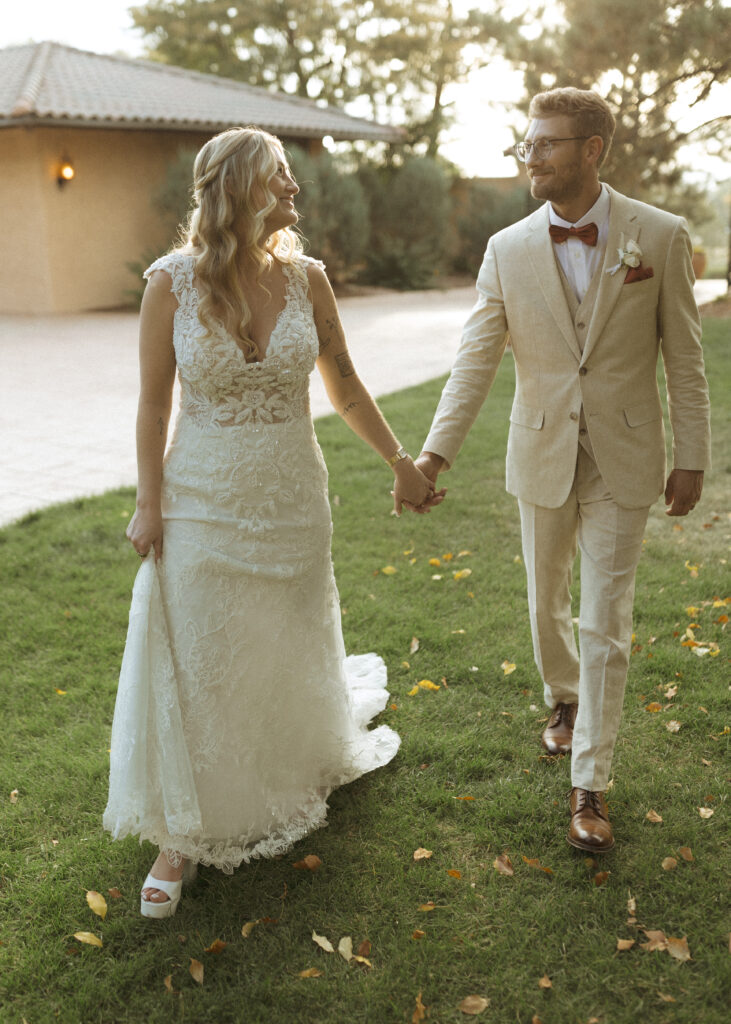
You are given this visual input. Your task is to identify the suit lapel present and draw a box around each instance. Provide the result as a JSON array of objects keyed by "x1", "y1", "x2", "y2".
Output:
[
  {"x1": 581, "y1": 187, "x2": 641, "y2": 363},
  {"x1": 525, "y1": 205, "x2": 582, "y2": 361}
]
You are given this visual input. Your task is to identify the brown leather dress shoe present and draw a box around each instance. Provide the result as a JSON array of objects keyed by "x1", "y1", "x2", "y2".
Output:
[
  {"x1": 567, "y1": 788, "x2": 615, "y2": 852},
  {"x1": 541, "y1": 702, "x2": 577, "y2": 754}
]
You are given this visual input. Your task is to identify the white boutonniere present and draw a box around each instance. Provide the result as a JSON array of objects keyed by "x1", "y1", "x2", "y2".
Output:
[{"x1": 606, "y1": 236, "x2": 642, "y2": 275}]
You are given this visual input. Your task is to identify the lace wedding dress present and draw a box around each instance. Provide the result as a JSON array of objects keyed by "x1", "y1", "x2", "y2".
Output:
[{"x1": 103, "y1": 251, "x2": 400, "y2": 872}]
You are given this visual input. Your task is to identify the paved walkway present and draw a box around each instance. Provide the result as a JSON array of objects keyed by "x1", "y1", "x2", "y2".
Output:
[{"x1": 0, "y1": 278, "x2": 725, "y2": 526}]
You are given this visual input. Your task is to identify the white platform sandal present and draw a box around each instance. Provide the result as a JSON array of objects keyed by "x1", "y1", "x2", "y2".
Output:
[{"x1": 140, "y1": 860, "x2": 198, "y2": 919}]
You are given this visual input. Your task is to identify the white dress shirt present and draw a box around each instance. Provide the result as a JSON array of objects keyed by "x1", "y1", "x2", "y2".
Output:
[{"x1": 549, "y1": 184, "x2": 611, "y2": 302}]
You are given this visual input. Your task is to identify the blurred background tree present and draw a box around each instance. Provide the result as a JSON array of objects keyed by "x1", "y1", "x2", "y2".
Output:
[{"x1": 513, "y1": 0, "x2": 731, "y2": 220}]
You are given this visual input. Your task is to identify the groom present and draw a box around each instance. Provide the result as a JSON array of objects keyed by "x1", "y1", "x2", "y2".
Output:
[{"x1": 416, "y1": 87, "x2": 711, "y2": 852}]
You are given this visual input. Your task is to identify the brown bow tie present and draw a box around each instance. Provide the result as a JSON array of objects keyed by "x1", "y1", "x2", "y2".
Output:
[{"x1": 549, "y1": 222, "x2": 599, "y2": 246}]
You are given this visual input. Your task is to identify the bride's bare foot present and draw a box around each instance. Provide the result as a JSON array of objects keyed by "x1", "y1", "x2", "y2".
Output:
[{"x1": 141, "y1": 851, "x2": 185, "y2": 905}]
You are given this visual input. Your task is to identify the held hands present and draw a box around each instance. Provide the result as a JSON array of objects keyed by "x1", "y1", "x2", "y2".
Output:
[
  {"x1": 126, "y1": 506, "x2": 164, "y2": 562},
  {"x1": 664, "y1": 469, "x2": 704, "y2": 517},
  {"x1": 391, "y1": 452, "x2": 447, "y2": 516}
]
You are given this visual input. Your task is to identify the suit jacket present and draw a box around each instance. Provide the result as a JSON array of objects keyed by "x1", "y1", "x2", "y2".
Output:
[{"x1": 423, "y1": 185, "x2": 711, "y2": 509}]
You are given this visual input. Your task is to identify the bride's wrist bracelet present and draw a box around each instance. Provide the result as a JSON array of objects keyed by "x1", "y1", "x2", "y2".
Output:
[{"x1": 386, "y1": 445, "x2": 410, "y2": 468}]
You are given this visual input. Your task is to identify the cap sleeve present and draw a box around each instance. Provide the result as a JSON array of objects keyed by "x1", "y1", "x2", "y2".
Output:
[{"x1": 143, "y1": 251, "x2": 196, "y2": 306}]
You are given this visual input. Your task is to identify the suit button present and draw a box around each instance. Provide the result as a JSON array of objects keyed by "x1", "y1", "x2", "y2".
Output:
[
  {"x1": 570, "y1": 412, "x2": 579, "y2": 421},
  {"x1": 579, "y1": 366, "x2": 588, "y2": 376}
]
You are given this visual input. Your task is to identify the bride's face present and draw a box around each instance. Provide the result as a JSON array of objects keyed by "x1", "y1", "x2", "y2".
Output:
[{"x1": 259, "y1": 152, "x2": 300, "y2": 236}]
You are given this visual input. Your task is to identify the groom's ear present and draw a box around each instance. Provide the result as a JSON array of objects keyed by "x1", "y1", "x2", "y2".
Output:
[{"x1": 585, "y1": 135, "x2": 604, "y2": 168}]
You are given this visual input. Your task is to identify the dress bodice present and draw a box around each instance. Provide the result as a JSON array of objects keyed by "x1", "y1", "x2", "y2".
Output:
[{"x1": 144, "y1": 251, "x2": 322, "y2": 429}]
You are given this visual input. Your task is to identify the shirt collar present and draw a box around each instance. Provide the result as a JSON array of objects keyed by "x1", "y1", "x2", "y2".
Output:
[{"x1": 548, "y1": 183, "x2": 611, "y2": 229}]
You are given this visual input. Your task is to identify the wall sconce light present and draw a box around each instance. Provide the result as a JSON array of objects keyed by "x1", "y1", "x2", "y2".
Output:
[{"x1": 57, "y1": 158, "x2": 75, "y2": 187}]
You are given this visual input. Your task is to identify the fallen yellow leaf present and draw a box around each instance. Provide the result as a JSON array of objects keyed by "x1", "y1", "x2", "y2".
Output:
[
  {"x1": 666, "y1": 720, "x2": 681, "y2": 733},
  {"x1": 661, "y1": 857, "x2": 678, "y2": 871},
  {"x1": 501, "y1": 660, "x2": 516, "y2": 675},
  {"x1": 85, "y1": 891, "x2": 107, "y2": 920},
  {"x1": 442, "y1": 552, "x2": 454, "y2": 561},
  {"x1": 410, "y1": 636, "x2": 420, "y2": 654},
  {"x1": 381, "y1": 565, "x2": 397, "y2": 575},
  {"x1": 646, "y1": 809, "x2": 663, "y2": 823},
  {"x1": 446, "y1": 869, "x2": 462, "y2": 879},
  {"x1": 189, "y1": 958, "x2": 204, "y2": 984},
  {"x1": 312, "y1": 931, "x2": 335, "y2": 953},
  {"x1": 627, "y1": 894, "x2": 637, "y2": 914},
  {"x1": 407, "y1": 686, "x2": 419, "y2": 696},
  {"x1": 453, "y1": 568, "x2": 472, "y2": 580},
  {"x1": 9, "y1": 789, "x2": 19, "y2": 804},
  {"x1": 413, "y1": 848, "x2": 433, "y2": 861},
  {"x1": 685, "y1": 606, "x2": 700, "y2": 616},
  {"x1": 163, "y1": 974, "x2": 175, "y2": 994},
  {"x1": 640, "y1": 929, "x2": 668, "y2": 952},
  {"x1": 412, "y1": 929, "x2": 426, "y2": 940},
  {"x1": 204, "y1": 939, "x2": 227, "y2": 954},
  {"x1": 241, "y1": 920, "x2": 259, "y2": 938},
  {"x1": 678, "y1": 846, "x2": 694, "y2": 862},
  {"x1": 666, "y1": 935, "x2": 692, "y2": 962},
  {"x1": 458, "y1": 995, "x2": 490, "y2": 1014},
  {"x1": 417, "y1": 678, "x2": 440, "y2": 691},
  {"x1": 428, "y1": 558, "x2": 441, "y2": 567},
  {"x1": 338, "y1": 936, "x2": 353, "y2": 962},
  {"x1": 299, "y1": 967, "x2": 323, "y2": 978},
  {"x1": 522, "y1": 856, "x2": 553, "y2": 875},
  {"x1": 293, "y1": 854, "x2": 322, "y2": 871},
  {"x1": 698, "y1": 807, "x2": 714, "y2": 818},
  {"x1": 351, "y1": 954, "x2": 372, "y2": 967},
  {"x1": 493, "y1": 854, "x2": 514, "y2": 877},
  {"x1": 413, "y1": 992, "x2": 427, "y2": 1023},
  {"x1": 455, "y1": 795, "x2": 475, "y2": 801},
  {"x1": 418, "y1": 902, "x2": 436, "y2": 912},
  {"x1": 538, "y1": 974, "x2": 552, "y2": 989},
  {"x1": 616, "y1": 938, "x2": 635, "y2": 952},
  {"x1": 73, "y1": 932, "x2": 102, "y2": 948},
  {"x1": 55, "y1": 689, "x2": 67, "y2": 695},
  {"x1": 645, "y1": 702, "x2": 663, "y2": 712}
]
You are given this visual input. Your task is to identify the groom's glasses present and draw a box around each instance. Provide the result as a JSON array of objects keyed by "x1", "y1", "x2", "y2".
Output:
[{"x1": 514, "y1": 137, "x2": 590, "y2": 161}]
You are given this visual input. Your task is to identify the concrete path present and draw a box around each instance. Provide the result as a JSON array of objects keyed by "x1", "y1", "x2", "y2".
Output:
[{"x1": 0, "y1": 277, "x2": 725, "y2": 526}]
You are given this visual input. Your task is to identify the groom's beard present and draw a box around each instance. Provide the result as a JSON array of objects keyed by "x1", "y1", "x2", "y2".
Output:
[{"x1": 529, "y1": 158, "x2": 584, "y2": 205}]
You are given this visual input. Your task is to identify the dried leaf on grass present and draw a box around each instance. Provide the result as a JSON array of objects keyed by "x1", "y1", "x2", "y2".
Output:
[
  {"x1": 9, "y1": 790, "x2": 19, "y2": 804},
  {"x1": 338, "y1": 936, "x2": 353, "y2": 962},
  {"x1": 657, "y1": 992, "x2": 676, "y2": 1003},
  {"x1": 410, "y1": 636, "x2": 420, "y2": 654},
  {"x1": 107, "y1": 888, "x2": 123, "y2": 899},
  {"x1": 413, "y1": 848, "x2": 433, "y2": 861},
  {"x1": 418, "y1": 679, "x2": 440, "y2": 691},
  {"x1": 299, "y1": 967, "x2": 323, "y2": 978},
  {"x1": 412, "y1": 929, "x2": 426, "y2": 940},
  {"x1": 312, "y1": 931, "x2": 335, "y2": 953},
  {"x1": 412, "y1": 991, "x2": 427, "y2": 1022},
  {"x1": 646, "y1": 809, "x2": 663, "y2": 823},
  {"x1": 501, "y1": 660, "x2": 517, "y2": 676},
  {"x1": 381, "y1": 565, "x2": 397, "y2": 575},
  {"x1": 661, "y1": 857, "x2": 678, "y2": 871},
  {"x1": 204, "y1": 939, "x2": 227, "y2": 954},
  {"x1": 522, "y1": 856, "x2": 553, "y2": 875},
  {"x1": 446, "y1": 869, "x2": 462, "y2": 879},
  {"x1": 493, "y1": 854, "x2": 514, "y2": 876},
  {"x1": 241, "y1": 920, "x2": 259, "y2": 938},
  {"x1": 357, "y1": 939, "x2": 371, "y2": 957},
  {"x1": 418, "y1": 902, "x2": 437, "y2": 912},
  {"x1": 667, "y1": 936, "x2": 692, "y2": 962},
  {"x1": 293, "y1": 854, "x2": 322, "y2": 871},
  {"x1": 458, "y1": 994, "x2": 490, "y2": 1014},
  {"x1": 641, "y1": 929, "x2": 668, "y2": 952},
  {"x1": 698, "y1": 807, "x2": 714, "y2": 818},
  {"x1": 189, "y1": 958, "x2": 204, "y2": 984},
  {"x1": 678, "y1": 846, "x2": 694, "y2": 862},
  {"x1": 538, "y1": 974, "x2": 552, "y2": 989},
  {"x1": 627, "y1": 894, "x2": 637, "y2": 914},
  {"x1": 85, "y1": 891, "x2": 107, "y2": 920},
  {"x1": 73, "y1": 932, "x2": 102, "y2": 948},
  {"x1": 593, "y1": 871, "x2": 610, "y2": 887},
  {"x1": 163, "y1": 974, "x2": 175, "y2": 994},
  {"x1": 616, "y1": 938, "x2": 635, "y2": 952},
  {"x1": 645, "y1": 702, "x2": 663, "y2": 712}
]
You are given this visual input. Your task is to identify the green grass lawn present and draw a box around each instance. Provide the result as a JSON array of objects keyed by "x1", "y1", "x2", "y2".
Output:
[{"x1": 1, "y1": 317, "x2": 728, "y2": 1024}]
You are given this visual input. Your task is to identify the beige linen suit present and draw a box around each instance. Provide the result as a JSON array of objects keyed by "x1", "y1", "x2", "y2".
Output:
[{"x1": 424, "y1": 185, "x2": 711, "y2": 789}]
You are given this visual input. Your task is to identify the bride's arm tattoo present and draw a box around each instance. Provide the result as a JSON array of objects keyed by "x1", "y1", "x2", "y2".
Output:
[
  {"x1": 335, "y1": 352, "x2": 355, "y2": 378},
  {"x1": 319, "y1": 316, "x2": 340, "y2": 354},
  {"x1": 343, "y1": 400, "x2": 360, "y2": 416}
]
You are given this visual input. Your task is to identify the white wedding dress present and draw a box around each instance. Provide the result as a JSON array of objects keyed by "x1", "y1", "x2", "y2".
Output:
[{"x1": 103, "y1": 251, "x2": 400, "y2": 873}]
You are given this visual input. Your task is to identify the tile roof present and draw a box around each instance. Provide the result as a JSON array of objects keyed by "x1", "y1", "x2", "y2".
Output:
[{"x1": 0, "y1": 41, "x2": 405, "y2": 142}]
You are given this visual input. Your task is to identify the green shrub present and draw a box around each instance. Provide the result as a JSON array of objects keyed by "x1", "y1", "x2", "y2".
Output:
[
  {"x1": 451, "y1": 181, "x2": 537, "y2": 276},
  {"x1": 358, "y1": 156, "x2": 452, "y2": 289}
]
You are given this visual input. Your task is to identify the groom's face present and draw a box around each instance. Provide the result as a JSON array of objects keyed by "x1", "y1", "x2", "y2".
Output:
[{"x1": 524, "y1": 115, "x2": 588, "y2": 205}]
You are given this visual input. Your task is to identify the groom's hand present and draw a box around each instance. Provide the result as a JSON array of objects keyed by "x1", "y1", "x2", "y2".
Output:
[
  {"x1": 403, "y1": 452, "x2": 447, "y2": 514},
  {"x1": 664, "y1": 468, "x2": 704, "y2": 516}
]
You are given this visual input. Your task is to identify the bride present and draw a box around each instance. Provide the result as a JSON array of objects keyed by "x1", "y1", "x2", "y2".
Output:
[{"x1": 103, "y1": 126, "x2": 444, "y2": 918}]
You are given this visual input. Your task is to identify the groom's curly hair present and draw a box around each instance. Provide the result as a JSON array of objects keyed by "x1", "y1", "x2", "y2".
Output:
[{"x1": 529, "y1": 88, "x2": 616, "y2": 167}]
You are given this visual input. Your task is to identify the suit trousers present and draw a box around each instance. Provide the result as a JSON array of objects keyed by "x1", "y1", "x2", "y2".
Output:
[{"x1": 518, "y1": 446, "x2": 650, "y2": 791}]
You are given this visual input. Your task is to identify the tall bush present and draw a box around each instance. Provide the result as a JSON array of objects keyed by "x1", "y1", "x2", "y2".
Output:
[
  {"x1": 358, "y1": 157, "x2": 451, "y2": 289},
  {"x1": 451, "y1": 182, "x2": 537, "y2": 277}
]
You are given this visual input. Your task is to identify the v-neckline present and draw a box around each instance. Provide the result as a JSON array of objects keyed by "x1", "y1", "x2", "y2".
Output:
[{"x1": 194, "y1": 263, "x2": 294, "y2": 364}]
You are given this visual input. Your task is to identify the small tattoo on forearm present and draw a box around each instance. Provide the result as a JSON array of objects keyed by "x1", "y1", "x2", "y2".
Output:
[
  {"x1": 343, "y1": 401, "x2": 360, "y2": 416},
  {"x1": 335, "y1": 352, "x2": 355, "y2": 378},
  {"x1": 319, "y1": 334, "x2": 332, "y2": 354},
  {"x1": 157, "y1": 417, "x2": 165, "y2": 436}
]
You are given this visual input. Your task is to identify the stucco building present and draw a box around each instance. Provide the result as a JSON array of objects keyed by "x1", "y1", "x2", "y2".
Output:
[{"x1": 0, "y1": 42, "x2": 403, "y2": 314}]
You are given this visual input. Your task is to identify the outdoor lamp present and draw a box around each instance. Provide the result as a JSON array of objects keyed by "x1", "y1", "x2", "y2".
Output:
[{"x1": 57, "y1": 158, "x2": 75, "y2": 187}]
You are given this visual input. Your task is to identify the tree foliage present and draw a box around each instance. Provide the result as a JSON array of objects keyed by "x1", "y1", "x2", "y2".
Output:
[
  {"x1": 130, "y1": 0, "x2": 520, "y2": 154},
  {"x1": 514, "y1": 0, "x2": 731, "y2": 212}
]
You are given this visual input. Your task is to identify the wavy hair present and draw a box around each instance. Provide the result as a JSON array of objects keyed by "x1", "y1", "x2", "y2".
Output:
[
  {"x1": 529, "y1": 88, "x2": 616, "y2": 168},
  {"x1": 178, "y1": 126, "x2": 303, "y2": 360}
]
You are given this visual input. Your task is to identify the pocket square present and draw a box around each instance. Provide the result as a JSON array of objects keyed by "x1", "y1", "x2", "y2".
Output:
[{"x1": 624, "y1": 264, "x2": 654, "y2": 284}]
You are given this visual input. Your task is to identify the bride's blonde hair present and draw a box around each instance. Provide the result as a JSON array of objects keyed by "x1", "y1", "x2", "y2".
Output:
[{"x1": 180, "y1": 126, "x2": 302, "y2": 360}]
